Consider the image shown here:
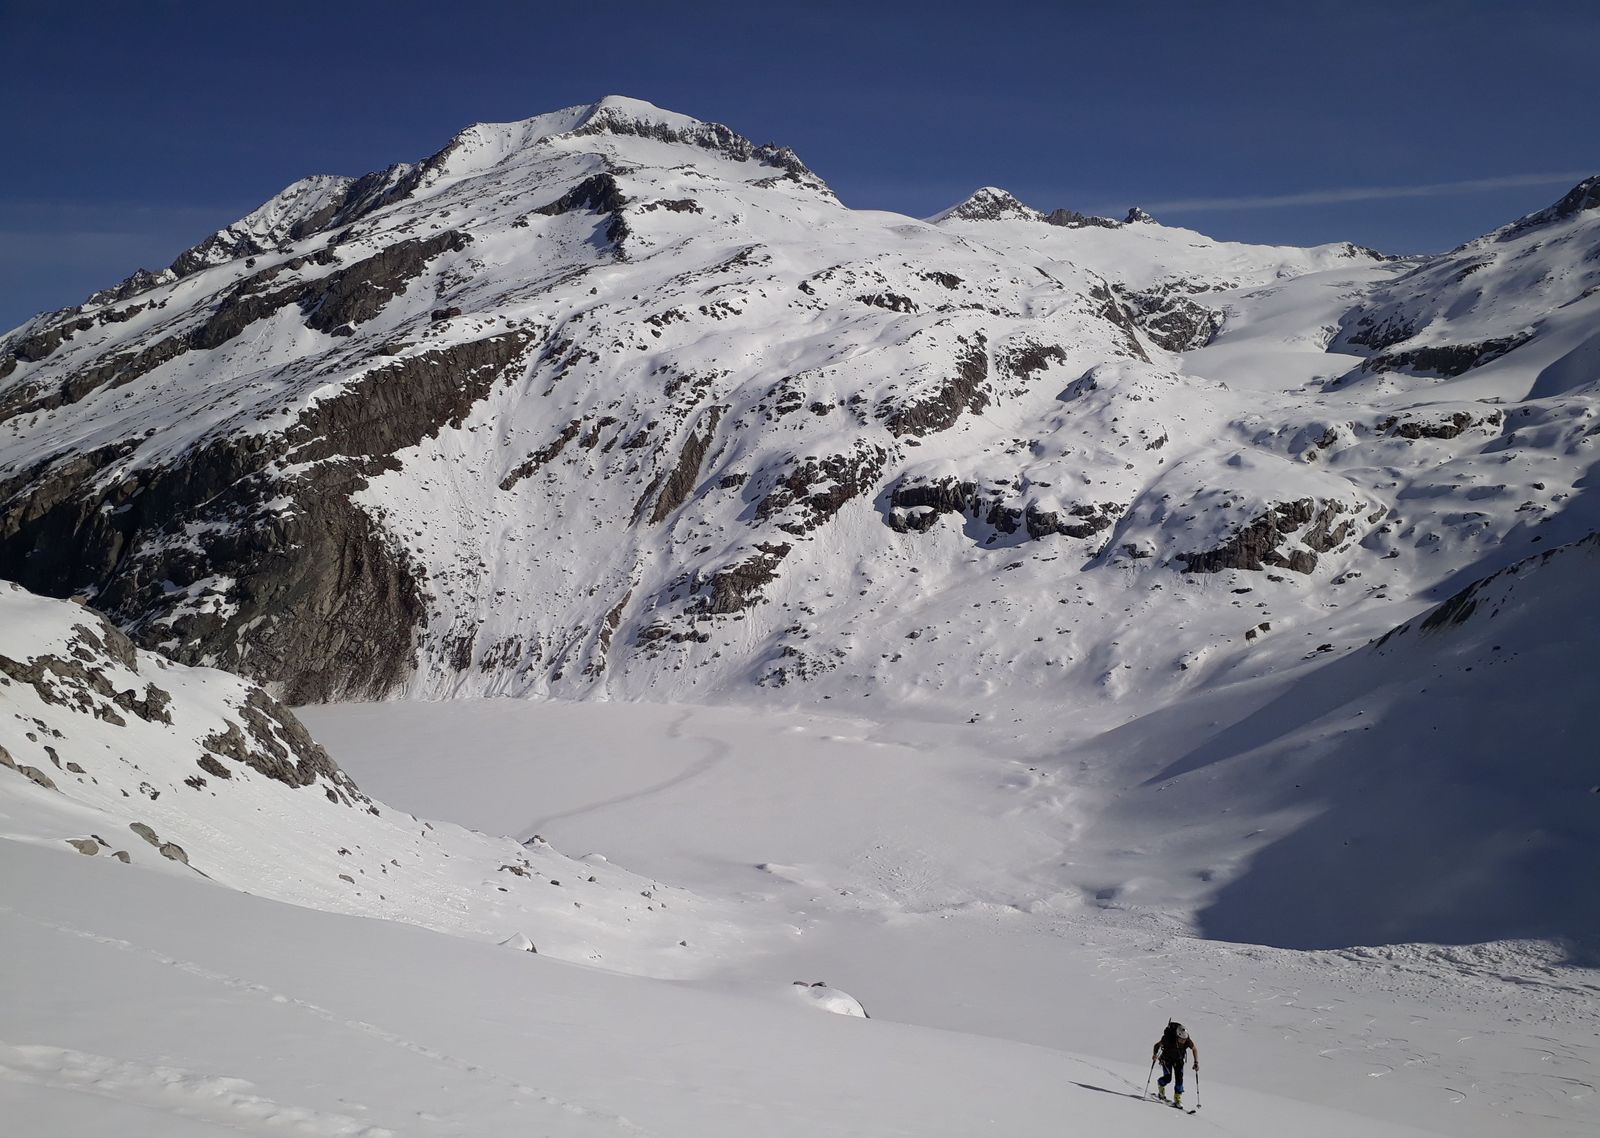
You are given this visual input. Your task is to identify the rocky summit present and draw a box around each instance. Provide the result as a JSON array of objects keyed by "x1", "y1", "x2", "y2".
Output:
[{"x1": 1, "y1": 96, "x2": 1596, "y2": 710}]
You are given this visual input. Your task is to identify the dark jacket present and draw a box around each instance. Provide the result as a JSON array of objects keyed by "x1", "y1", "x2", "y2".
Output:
[{"x1": 1153, "y1": 1030, "x2": 1199, "y2": 1068}]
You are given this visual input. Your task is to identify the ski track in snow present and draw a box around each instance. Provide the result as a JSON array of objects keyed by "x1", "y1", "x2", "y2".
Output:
[
  {"x1": 524, "y1": 708, "x2": 727, "y2": 837},
  {"x1": 0, "y1": 905, "x2": 652, "y2": 1138}
]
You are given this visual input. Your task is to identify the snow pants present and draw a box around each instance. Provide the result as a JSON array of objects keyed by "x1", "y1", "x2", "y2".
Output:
[{"x1": 1157, "y1": 1059, "x2": 1185, "y2": 1094}]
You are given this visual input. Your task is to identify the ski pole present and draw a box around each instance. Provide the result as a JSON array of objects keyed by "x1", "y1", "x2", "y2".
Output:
[
  {"x1": 1194, "y1": 1069, "x2": 1201, "y2": 1110},
  {"x1": 1142, "y1": 1059, "x2": 1155, "y2": 1099}
]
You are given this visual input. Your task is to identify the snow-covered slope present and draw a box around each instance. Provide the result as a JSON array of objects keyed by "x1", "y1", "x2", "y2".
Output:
[
  {"x1": 1335, "y1": 176, "x2": 1600, "y2": 401},
  {"x1": 3, "y1": 95, "x2": 1593, "y2": 714},
  {"x1": 1059, "y1": 531, "x2": 1600, "y2": 958},
  {"x1": 3, "y1": 838, "x2": 1463, "y2": 1138},
  {"x1": 0, "y1": 581, "x2": 758, "y2": 976}
]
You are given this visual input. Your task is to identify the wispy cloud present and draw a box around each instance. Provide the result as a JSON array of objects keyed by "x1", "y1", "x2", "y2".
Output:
[{"x1": 1143, "y1": 172, "x2": 1594, "y2": 214}]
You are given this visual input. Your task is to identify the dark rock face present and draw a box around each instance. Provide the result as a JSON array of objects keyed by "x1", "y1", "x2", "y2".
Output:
[
  {"x1": 0, "y1": 598, "x2": 367, "y2": 810},
  {"x1": 1538, "y1": 175, "x2": 1600, "y2": 220},
  {"x1": 689, "y1": 542, "x2": 792, "y2": 615},
  {"x1": 302, "y1": 231, "x2": 472, "y2": 334},
  {"x1": 1113, "y1": 284, "x2": 1223, "y2": 352},
  {"x1": 641, "y1": 198, "x2": 702, "y2": 214},
  {"x1": 1341, "y1": 312, "x2": 1417, "y2": 352},
  {"x1": 583, "y1": 589, "x2": 635, "y2": 677},
  {"x1": 885, "y1": 474, "x2": 1119, "y2": 543},
  {"x1": 940, "y1": 188, "x2": 1040, "y2": 222},
  {"x1": 1366, "y1": 532, "x2": 1600, "y2": 649},
  {"x1": 1359, "y1": 333, "x2": 1532, "y2": 378},
  {"x1": 501, "y1": 419, "x2": 583, "y2": 490},
  {"x1": 754, "y1": 443, "x2": 889, "y2": 536},
  {"x1": 1001, "y1": 342, "x2": 1068, "y2": 388},
  {"x1": 200, "y1": 689, "x2": 359, "y2": 797},
  {"x1": 0, "y1": 330, "x2": 536, "y2": 702},
  {"x1": 536, "y1": 173, "x2": 632, "y2": 253},
  {"x1": 0, "y1": 619, "x2": 173, "y2": 728},
  {"x1": 1180, "y1": 499, "x2": 1360, "y2": 574},
  {"x1": 1043, "y1": 208, "x2": 1119, "y2": 230},
  {"x1": 886, "y1": 475, "x2": 978, "y2": 533},
  {"x1": 0, "y1": 233, "x2": 470, "y2": 424},
  {"x1": 1378, "y1": 409, "x2": 1503, "y2": 440},
  {"x1": 1085, "y1": 284, "x2": 1152, "y2": 362},
  {"x1": 571, "y1": 107, "x2": 820, "y2": 185},
  {"x1": 537, "y1": 172, "x2": 629, "y2": 218},
  {"x1": 1024, "y1": 502, "x2": 1120, "y2": 540},
  {"x1": 857, "y1": 292, "x2": 918, "y2": 313},
  {"x1": 82, "y1": 165, "x2": 433, "y2": 311},
  {"x1": 84, "y1": 268, "x2": 173, "y2": 308},
  {"x1": 643, "y1": 407, "x2": 724, "y2": 524},
  {"x1": 8, "y1": 317, "x2": 95, "y2": 367},
  {"x1": 159, "y1": 841, "x2": 190, "y2": 864},
  {"x1": 19, "y1": 764, "x2": 58, "y2": 790},
  {"x1": 880, "y1": 336, "x2": 990, "y2": 436}
]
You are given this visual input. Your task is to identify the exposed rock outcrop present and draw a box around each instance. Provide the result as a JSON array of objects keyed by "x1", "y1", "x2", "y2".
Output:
[
  {"x1": 1113, "y1": 283, "x2": 1223, "y2": 352},
  {"x1": 689, "y1": 542, "x2": 792, "y2": 615},
  {"x1": 1359, "y1": 333, "x2": 1532, "y2": 378},
  {"x1": 0, "y1": 584, "x2": 371, "y2": 824},
  {"x1": 1044, "y1": 208, "x2": 1119, "y2": 230},
  {"x1": 1, "y1": 330, "x2": 535, "y2": 702},
  {"x1": 754, "y1": 443, "x2": 889, "y2": 535},
  {"x1": 1180, "y1": 499, "x2": 1361, "y2": 574},
  {"x1": 880, "y1": 336, "x2": 990, "y2": 436},
  {"x1": 885, "y1": 474, "x2": 1120, "y2": 543}
]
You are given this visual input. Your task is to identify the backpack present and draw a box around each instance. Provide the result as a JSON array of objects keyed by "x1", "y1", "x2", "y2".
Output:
[{"x1": 1160, "y1": 1021, "x2": 1188, "y2": 1060}]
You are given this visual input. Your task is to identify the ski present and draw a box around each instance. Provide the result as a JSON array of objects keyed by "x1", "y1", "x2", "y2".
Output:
[{"x1": 1149, "y1": 1095, "x2": 1197, "y2": 1114}]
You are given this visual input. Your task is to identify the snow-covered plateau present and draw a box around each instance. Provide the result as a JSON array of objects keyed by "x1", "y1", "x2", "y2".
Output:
[{"x1": 2, "y1": 96, "x2": 1597, "y2": 1136}]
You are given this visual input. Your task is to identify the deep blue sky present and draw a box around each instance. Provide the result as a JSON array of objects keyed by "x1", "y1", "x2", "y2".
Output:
[{"x1": 2, "y1": 0, "x2": 1596, "y2": 329}]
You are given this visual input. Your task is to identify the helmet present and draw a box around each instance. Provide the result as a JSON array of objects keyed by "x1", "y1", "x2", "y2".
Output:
[{"x1": 1169, "y1": 1021, "x2": 1187, "y2": 1040}]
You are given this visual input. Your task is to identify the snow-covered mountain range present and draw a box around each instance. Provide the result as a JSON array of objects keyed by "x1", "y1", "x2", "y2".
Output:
[
  {"x1": 3, "y1": 96, "x2": 1598, "y2": 1137},
  {"x1": 4, "y1": 95, "x2": 1593, "y2": 711}
]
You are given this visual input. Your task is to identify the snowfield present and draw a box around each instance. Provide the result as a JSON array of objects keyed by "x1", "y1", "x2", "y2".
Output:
[{"x1": 3, "y1": 839, "x2": 1459, "y2": 1138}]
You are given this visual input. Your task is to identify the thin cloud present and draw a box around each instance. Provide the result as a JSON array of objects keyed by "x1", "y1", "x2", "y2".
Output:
[{"x1": 1143, "y1": 172, "x2": 1594, "y2": 214}]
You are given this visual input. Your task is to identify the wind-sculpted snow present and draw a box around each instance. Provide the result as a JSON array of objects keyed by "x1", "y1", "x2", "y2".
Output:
[{"x1": 0, "y1": 96, "x2": 1596, "y2": 713}]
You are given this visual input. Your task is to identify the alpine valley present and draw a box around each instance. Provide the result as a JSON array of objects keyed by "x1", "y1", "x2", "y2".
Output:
[{"x1": 1, "y1": 98, "x2": 1596, "y2": 1138}]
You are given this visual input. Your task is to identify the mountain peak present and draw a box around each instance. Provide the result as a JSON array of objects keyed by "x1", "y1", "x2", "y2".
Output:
[
  {"x1": 1493, "y1": 174, "x2": 1600, "y2": 243},
  {"x1": 574, "y1": 94, "x2": 709, "y2": 134},
  {"x1": 933, "y1": 187, "x2": 1043, "y2": 223},
  {"x1": 1540, "y1": 174, "x2": 1600, "y2": 220},
  {"x1": 430, "y1": 96, "x2": 825, "y2": 192}
]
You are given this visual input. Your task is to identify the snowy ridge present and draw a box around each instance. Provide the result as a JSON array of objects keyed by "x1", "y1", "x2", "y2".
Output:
[
  {"x1": 169, "y1": 175, "x2": 360, "y2": 276},
  {"x1": 1335, "y1": 172, "x2": 1600, "y2": 400}
]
